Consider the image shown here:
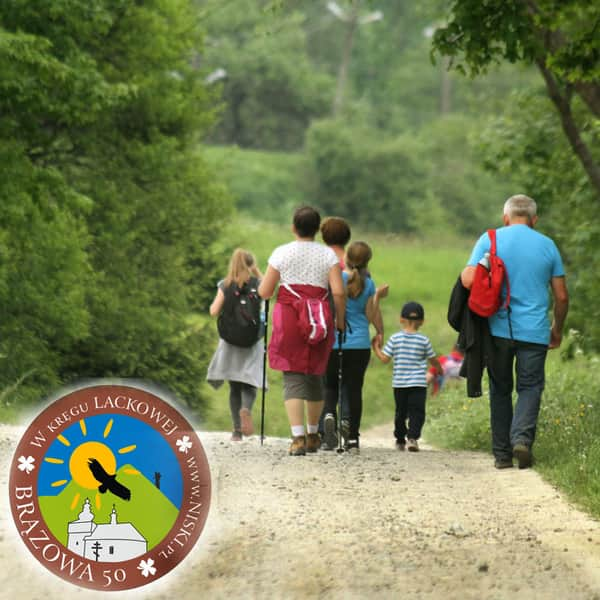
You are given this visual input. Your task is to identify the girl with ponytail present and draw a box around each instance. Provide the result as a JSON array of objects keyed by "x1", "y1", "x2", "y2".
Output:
[{"x1": 322, "y1": 241, "x2": 386, "y2": 452}]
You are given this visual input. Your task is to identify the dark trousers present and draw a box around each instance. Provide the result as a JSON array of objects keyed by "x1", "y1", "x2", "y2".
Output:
[
  {"x1": 487, "y1": 337, "x2": 547, "y2": 460},
  {"x1": 393, "y1": 387, "x2": 427, "y2": 442},
  {"x1": 323, "y1": 348, "x2": 371, "y2": 439}
]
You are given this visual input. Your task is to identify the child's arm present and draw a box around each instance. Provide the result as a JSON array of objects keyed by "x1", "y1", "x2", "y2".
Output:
[
  {"x1": 209, "y1": 287, "x2": 225, "y2": 317},
  {"x1": 371, "y1": 336, "x2": 391, "y2": 364}
]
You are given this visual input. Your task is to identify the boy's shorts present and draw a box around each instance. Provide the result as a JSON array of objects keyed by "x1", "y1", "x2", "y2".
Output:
[{"x1": 282, "y1": 372, "x2": 324, "y2": 402}]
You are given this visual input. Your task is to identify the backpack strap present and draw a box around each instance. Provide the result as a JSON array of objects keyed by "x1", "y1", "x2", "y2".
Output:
[
  {"x1": 488, "y1": 229, "x2": 513, "y2": 339},
  {"x1": 487, "y1": 229, "x2": 497, "y2": 256}
]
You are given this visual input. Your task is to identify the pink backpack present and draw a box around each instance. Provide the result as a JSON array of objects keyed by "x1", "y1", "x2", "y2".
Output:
[{"x1": 283, "y1": 285, "x2": 330, "y2": 345}]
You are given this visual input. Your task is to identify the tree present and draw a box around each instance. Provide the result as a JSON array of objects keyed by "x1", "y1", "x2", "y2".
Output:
[
  {"x1": 0, "y1": 1, "x2": 230, "y2": 411},
  {"x1": 431, "y1": 0, "x2": 600, "y2": 197},
  {"x1": 478, "y1": 89, "x2": 600, "y2": 349},
  {"x1": 199, "y1": 0, "x2": 334, "y2": 150}
]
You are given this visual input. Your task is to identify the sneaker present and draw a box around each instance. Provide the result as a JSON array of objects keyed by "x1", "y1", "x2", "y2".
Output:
[
  {"x1": 239, "y1": 407, "x2": 254, "y2": 436},
  {"x1": 306, "y1": 433, "x2": 321, "y2": 453},
  {"x1": 395, "y1": 440, "x2": 406, "y2": 451},
  {"x1": 231, "y1": 430, "x2": 242, "y2": 442},
  {"x1": 340, "y1": 418, "x2": 350, "y2": 443},
  {"x1": 323, "y1": 413, "x2": 338, "y2": 450},
  {"x1": 407, "y1": 439, "x2": 419, "y2": 452},
  {"x1": 344, "y1": 439, "x2": 360, "y2": 454},
  {"x1": 494, "y1": 457, "x2": 514, "y2": 469},
  {"x1": 289, "y1": 435, "x2": 306, "y2": 456},
  {"x1": 513, "y1": 443, "x2": 533, "y2": 469}
]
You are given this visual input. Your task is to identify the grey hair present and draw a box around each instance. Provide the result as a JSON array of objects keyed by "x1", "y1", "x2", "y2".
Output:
[{"x1": 503, "y1": 194, "x2": 537, "y2": 220}]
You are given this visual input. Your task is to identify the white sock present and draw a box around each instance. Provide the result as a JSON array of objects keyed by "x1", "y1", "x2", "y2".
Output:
[
  {"x1": 306, "y1": 424, "x2": 319, "y2": 434},
  {"x1": 291, "y1": 425, "x2": 305, "y2": 437}
]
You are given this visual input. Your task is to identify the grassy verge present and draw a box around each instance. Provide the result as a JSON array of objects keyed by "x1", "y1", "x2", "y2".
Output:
[{"x1": 426, "y1": 346, "x2": 600, "y2": 519}]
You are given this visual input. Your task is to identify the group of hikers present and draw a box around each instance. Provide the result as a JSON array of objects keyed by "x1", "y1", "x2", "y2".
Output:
[{"x1": 207, "y1": 195, "x2": 569, "y2": 469}]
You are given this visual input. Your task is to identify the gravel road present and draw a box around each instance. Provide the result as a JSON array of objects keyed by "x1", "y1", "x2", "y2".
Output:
[{"x1": 2, "y1": 423, "x2": 600, "y2": 599}]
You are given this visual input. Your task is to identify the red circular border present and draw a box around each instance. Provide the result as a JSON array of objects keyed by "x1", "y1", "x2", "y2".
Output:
[{"x1": 8, "y1": 383, "x2": 211, "y2": 591}]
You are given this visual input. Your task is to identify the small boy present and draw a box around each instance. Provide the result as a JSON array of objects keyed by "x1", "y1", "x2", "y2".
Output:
[{"x1": 372, "y1": 301, "x2": 442, "y2": 451}]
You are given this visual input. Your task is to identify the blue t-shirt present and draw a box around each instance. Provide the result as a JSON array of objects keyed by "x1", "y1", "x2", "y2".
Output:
[
  {"x1": 467, "y1": 224, "x2": 565, "y2": 345},
  {"x1": 382, "y1": 331, "x2": 435, "y2": 388},
  {"x1": 334, "y1": 272, "x2": 375, "y2": 350}
]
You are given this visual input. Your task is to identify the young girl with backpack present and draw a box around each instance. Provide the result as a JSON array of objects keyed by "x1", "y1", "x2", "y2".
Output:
[{"x1": 207, "y1": 248, "x2": 265, "y2": 441}]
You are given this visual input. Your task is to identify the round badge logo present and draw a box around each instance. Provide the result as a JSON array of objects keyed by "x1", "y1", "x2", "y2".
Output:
[{"x1": 8, "y1": 382, "x2": 211, "y2": 591}]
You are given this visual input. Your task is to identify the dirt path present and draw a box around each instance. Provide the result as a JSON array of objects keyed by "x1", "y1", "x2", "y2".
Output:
[{"x1": 2, "y1": 423, "x2": 600, "y2": 599}]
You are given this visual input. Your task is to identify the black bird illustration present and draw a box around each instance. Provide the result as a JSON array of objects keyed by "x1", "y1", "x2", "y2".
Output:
[{"x1": 87, "y1": 458, "x2": 131, "y2": 501}]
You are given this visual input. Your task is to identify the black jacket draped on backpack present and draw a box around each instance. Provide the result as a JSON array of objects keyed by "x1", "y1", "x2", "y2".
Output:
[{"x1": 447, "y1": 276, "x2": 494, "y2": 398}]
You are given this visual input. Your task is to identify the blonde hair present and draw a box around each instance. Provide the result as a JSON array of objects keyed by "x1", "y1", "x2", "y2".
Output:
[
  {"x1": 504, "y1": 194, "x2": 537, "y2": 221},
  {"x1": 345, "y1": 241, "x2": 372, "y2": 299},
  {"x1": 224, "y1": 248, "x2": 256, "y2": 288}
]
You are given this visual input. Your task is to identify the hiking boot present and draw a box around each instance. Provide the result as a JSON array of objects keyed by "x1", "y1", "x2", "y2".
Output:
[
  {"x1": 395, "y1": 440, "x2": 406, "y2": 451},
  {"x1": 494, "y1": 457, "x2": 513, "y2": 469},
  {"x1": 306, "y1": 433, "x2": 321, "y2": 453},
  {"x1": 340, "y1": 418, "x2": 350, "y2": 443},
  {"x1": 344, "y1": 439, "x2": 360, "y2": 454},
  {"x1": 289, "y1": 435, "x2": 306, "y2": 456},
  {"x1": 239, "y1": 407, "x2": 254, "y2": 436},
  {"x1": 513, "y1": 443, "x2": 533, "y2": 469},
  {"x1": 407, "y1": 439, "x2": 419, "y2": 452},
  {"x1": 231, "y1": 430, "x2": 242, "y2": 442},
  {"x1": 323, "y1": 413, "x2": 338, "y2": 450}
]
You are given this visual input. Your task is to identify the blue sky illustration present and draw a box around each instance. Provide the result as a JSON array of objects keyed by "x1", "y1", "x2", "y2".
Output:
[{"x1": 37, "y1": 413, "x2": 183, "y2": 508}]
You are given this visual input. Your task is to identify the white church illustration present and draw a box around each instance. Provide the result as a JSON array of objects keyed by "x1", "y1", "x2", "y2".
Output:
[{"x1": 67, "y1": 499, "x2": 147, "y2": 562}]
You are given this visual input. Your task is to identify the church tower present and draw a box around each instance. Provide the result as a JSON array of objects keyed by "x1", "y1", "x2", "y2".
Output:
[{"x1": 67, "y1": 498, "x2": 96, "y2": 556}]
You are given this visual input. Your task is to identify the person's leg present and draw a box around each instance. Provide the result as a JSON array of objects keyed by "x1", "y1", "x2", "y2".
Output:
[
  {"x1": 344, "y1": 349, "x2": 371, "y2": 441},
  {"x1": 283, "y1": 372, "x2": 307, "y2": 455},
  {"x1": 240, "y1": 383, "x2": 257, "y2": 412},
  {"x1": 487, "y1": 337, "x2": 516, "y2": 462},
  {"x1": 393, "y1": 388, "x2": 408, "y2": 445},
  {"x1": 322, "y1": 350, "x2": 340, "y2": 421},
  {"x1": 306, "y1": 374, "x2": 325, "y2": 452},
  {"x1": 511, "y1": 342, "x2": 547, "y2": 452},
  {"x1": 229, "y1": 381, "x2": 242, "y2": 429},
  {"x1": 406, "y1": 387, "x2": 427, "y2": 442},
  {"x1": 239, "y1": 383, "x2": 257, "y2": 436}
]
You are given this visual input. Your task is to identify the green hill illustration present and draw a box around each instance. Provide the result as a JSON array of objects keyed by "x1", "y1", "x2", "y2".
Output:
[{"x1": 39, "y1": 464, "x2": 179, "y2": 550}]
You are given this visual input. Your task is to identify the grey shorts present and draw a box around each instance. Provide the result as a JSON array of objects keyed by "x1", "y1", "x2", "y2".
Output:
[{"x1": 282, "y1": 372, "x2": 324, "y2": 402}]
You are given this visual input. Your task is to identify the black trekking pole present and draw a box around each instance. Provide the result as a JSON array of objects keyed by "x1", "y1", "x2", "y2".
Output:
[
  {"x1": 336, "y1": 329, "x2": 345, "y2": 454},
  {"x1": 260, "y1": 299, "x2": 269, "y2": 446}
]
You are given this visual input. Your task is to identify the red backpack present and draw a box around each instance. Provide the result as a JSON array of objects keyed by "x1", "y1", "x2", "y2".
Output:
[{"x1": 468, "y1": 229, "x2": 511, "y2": 317}]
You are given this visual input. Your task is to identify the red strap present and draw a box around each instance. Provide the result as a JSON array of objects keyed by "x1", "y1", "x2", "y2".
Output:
[
  {"x1": 487, "y1": 229, "x2": 496, "y2": 256},
  {"x1": 487, "y1": 229, "x2": 511, "y2": 309}
]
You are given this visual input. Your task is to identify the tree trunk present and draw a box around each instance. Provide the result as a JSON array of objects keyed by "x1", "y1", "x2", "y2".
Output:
[{"x1": 536, "y1": 58, "x2": 600, "y2": 197}]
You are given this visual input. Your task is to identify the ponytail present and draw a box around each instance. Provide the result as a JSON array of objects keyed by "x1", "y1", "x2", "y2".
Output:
[
  {"x1": 345, "y1": 241, "x2": 372, "y2": 299},
  {"x1": 346, "y1": 266, "x2": 365, "y2": 298}
]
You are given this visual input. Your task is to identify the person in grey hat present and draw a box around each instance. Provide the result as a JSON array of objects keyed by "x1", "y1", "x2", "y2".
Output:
[{"x1": 372, "y1": 301, "x2": 442, "y2": 451}]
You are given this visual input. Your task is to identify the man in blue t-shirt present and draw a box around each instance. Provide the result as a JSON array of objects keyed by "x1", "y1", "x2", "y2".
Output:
[{"x1": 461, "y1": 194, "x2": 569, "y2": 469}]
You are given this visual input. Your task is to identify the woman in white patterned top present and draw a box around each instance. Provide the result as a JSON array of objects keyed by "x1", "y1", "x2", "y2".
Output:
[{"x1": 259, "y1": 206, "x2": 345, "y2": 456}]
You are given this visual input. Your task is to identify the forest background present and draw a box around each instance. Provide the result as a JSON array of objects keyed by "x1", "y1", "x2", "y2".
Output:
[{"x1": 1, "y1": 0, "x2": 599, "y2": 511}]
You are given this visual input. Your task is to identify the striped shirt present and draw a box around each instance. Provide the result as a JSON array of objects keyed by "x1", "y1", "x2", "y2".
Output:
[{"x1": 383, "y1": 330, "x2": 435, "y2": 388}]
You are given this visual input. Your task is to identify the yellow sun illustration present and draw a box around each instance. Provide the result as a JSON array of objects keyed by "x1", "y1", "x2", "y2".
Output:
[
  {"x1": 43, "y1": 418, "x2": 139, "y2": 511},
  {"x1": 69, "y1": 441, "x2": 117, "y2": 489}
]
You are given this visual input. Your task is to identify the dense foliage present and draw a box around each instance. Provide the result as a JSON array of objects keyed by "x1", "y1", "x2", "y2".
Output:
[
  {"x1": 1, "y1": 1, "x2": 230, "y2": 411},
  {"x1": 200, "y1": 0, "x2": 536, "y2": 235},
  {"x1": 432, "y1": 0, "x2": 600, "y2": 348}
]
